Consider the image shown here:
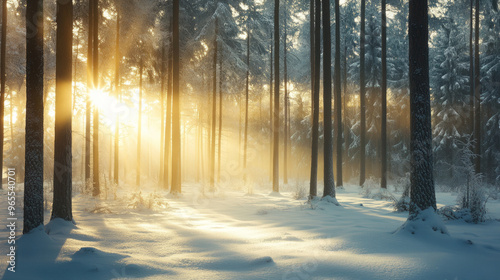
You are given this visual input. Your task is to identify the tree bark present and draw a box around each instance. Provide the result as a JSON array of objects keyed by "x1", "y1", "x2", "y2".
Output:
[
  {"x1": 334, "y1": 0, "x2": 343, "y2": 188},
  {"x1": 359, "y1": 0, "x2": 366, "y2": 187},
  {"x1": 52, "y1": 0, "x2": 73, "y2": 221},
  {"x1": 170, "y1": 0, "x2": 181, "y2": 194},
  {"x1": 323, "y1": 0, "x2": 335, "y2": 198},
  {"x1": 114, "y1": 8, "x2": 120, "y2": 185},
  {"x1": 473, "y1": 0, "x2": 481, "y2": 175},
  {"x1": 210, "y1": 18, "x2": 218, "y2": 191},
  {"x1": 92, "y1": 0, "x2": 100, "y2": 196},
  {"x1": 283, "y1": 3, "x2": 288, "y2": 185},
  {"x1": 85, "y1": 0, "x2": 93, "y2": 187},
  {"x1": 218, "y1": 45, "x2": 223, "y2": 183},
  {"x1": 381, "y1": 0, "x2": 387, "y2": 189},
  {"x1": 244, "y1": 20, "x2": 250, "y2": 183},
  {"x1": 310, "y1": 0, "x2": 320, "y2": 198},
  {"x1": 273, "y1": 0, "x2": 280, "y2": 193},
  {"x1": 24, "y1": 0, "x2": 44, "y2": 233},
  {"x1": 0, "y1": 0, "x2": 7, "y2": 183},
  {"x1": 409, "y1": 0, "x2": 436, "y2": 217},
  {"x1": 136, "y1": 56, "x2": 143, "y2": 187}
]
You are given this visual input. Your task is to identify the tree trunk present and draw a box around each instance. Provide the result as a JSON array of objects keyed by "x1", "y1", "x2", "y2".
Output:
[
  {"x1": 170, "y1": 0, "x2": 181, "y2": 194},
  {"x1": 92, "y1": 0, "x2": 100, "y2": 196},
  {"x1": 473, "y1": 0, "x2": 481, "y2": 174},
  {"x1": 381, "y1": 0, "x2": 387, "y2": 189},
  {"x1": 114, "y1": 8, "x2": 120, "y2": 185},
  {"x1": 164, "y1": 36, "x2": 172, "y2": 190},
  {"x1": 52, "y1": 0, "x2": 73, "y2": 222},
  {"x1": 334, "y1": 0, "x2": 342, "y2": 188},
  {"x1": 323, "y1": 0, "x2": 335, "y2": 198},
  {"x1": 218, "y1": 47, "x2": 223, "y2": 183},
  {"x1": 0, "y1": 0, "x2": 6, "y2": 183},
  {"x1": 24, "y1": 0, "x2": 44, "y2": 233},
  {"x1": 469, "y1": 0, "x2": 474, "y2": 135},
  {"x1": 269, "y1": 42, "x2": 273, "y2": 182},
  {"x1": 273, "y1": 0, "x2": 280, "y2": 193},
  {"x1": 409, "y1": 0, "x2": 436, "y2": 217},
  {"x1": 283, "y1": 3, "x2": 288, "y2": 185},
  {"x1": 210, "y1": 18, "x2": 218, "y2": 191},
  {"x1": 136, "y1": 56, "x2": 143, "y2": 187},
  {"x1": 85, "y1": 0, "x2": 93, "y2": 186},
  {"x1": 310, "y1": 0, "x2": 320, "y2": 198},
  {"x1": 244, "y1": 21, "x2": 250, "y2": 183},
  {"x1": 160, "y1": 43, "x2": 165, "y2": 185},
  {"x1": 359, "y1": 0, "x2": 366, "y2": 187}
]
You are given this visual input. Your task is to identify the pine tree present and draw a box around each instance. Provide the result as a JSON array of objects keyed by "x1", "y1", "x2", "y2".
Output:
[
  {"x1": 0, "y1": 0, "x2": 7, "y2": 182},
  {"x1": 171, "y1": 0, "x2": 181, "y2": 194}
]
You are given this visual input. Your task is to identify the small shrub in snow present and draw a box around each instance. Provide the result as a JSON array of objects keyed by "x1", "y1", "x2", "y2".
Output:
[
  {"x1": 361, "y1": 177, "x2": 394, "y2": 201},
  {"x1": 393, "y1": 181, "x2": 411, "y2": 212},
  {"x1": 292, "y1": 183, "x2": 307, "y2": 200},
  {"x1": 127, "y1": 191, "x2": 168, "y2": 210}
]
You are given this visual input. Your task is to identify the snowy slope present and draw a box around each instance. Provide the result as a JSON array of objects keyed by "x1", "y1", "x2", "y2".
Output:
[{"x1": 0, "y1": 183, "x2": 499, "y2": 280}]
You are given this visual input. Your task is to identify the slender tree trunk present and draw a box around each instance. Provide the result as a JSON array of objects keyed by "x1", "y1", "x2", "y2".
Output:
[
  {"x1": 24, "y1": 0, "x2": 44, "y2": 233},
  {"x1": 323, "y1": 0, "x2": 335, "y2": 198},
  {"x1": 160, "y1": 44, "x2": 165, "y2": 185},
  {"x1": 170, "y1": 0, "x2": 181, "y2": 194},
  {"x1": 164, "y1": 37, "x2": 172, "y2": 190},
  {"x1": 136, "y1": 56, "x2": 143, "y2": 187},
  {"x1": 217, "y1": 48, "x2": 223, "y2": 183},
  {"x1": 310, "y1": 0, "x2": 320, "y2": 198},
  {"x1": 381, "y1": 0, "x2": 387, "y2": 189},
  {"x1": 210, "y1": 18, "x2": 218, "y2": 191},
  {"x1": 469, "y1": 0, "x2": 474, "y2": 135},
  {"x1": 92, "y1": 0, "x2": 100, "y2": 196},
  {"x1": 114, "y1": 8, "x2": 120, "y2": 185},
  {"x1": 244, "y1": 21, "x2": 250, "y2": 182},
  {"x1": 52, "y1": 0, "x2": 73, "y2": 220},
  {"x1": 343, "y1": 44, "x2": 349, "y2": 181},
  {"x1": 0, "y1": 0, "x2": 6, "y2": 185},
  {"x1": 359, "y1": 0, "x2": 366, "y2": 187},
  {"x1": 85, "y1": 0, "x2": 93, "y2": 187},
  {"x1": 273, "y1": 0, "x2": 280, "y2": 193},
  {"x1": 409, "y1": 0, "x2": 436, "y2": 217},
  {"x1": 473, "y1": 0, "x2": 481, "y2": 175},
  {"x1": 269, "y1": 42, "x2": 273, "y2": 182},
  {"x1": 283, "y1": 3, "x2": 288, "y2": 185},
  {"x1": 334, "y1": 0, "x2": 342, "y2": 187}
]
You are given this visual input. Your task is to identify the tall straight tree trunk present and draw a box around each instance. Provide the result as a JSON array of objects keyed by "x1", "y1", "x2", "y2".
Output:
[
  {"x1": 24, "y1": 0, "x2": 44, "y2": 233},
  {"x1": 473, "y1": 0, "x2": 481, "y2": 175},
  {"x1": 114, "y1": 8, "x2": 120, "y2": 185},
  {"x1": 160, "y1": 43, "x2": 165, "y2": 185},
  {"x1": 408, "y1": 0, "x2": 436, "y2": 217},
  {"x1": 170, "y1": 0, "x2": 181, "y2": 194},
  {"x1": 244, "y1": 21, "x2": 250, "y2": 182},
  {"x1": 359, "y1": 0, "x2": 366, "y2": 187},
  {"x1": 343, "y1": 44, "x2": 349, "y2": 179},
  {"x1": 52, "y1": 0, "x2": 73, "y2": 221},
  {"x1": 210, "y1": 18, "x2": 218, "y2": 191},
  {"x1": 322, "y1": 0, "x2": 335, "y2": 198},
  {"x1": 310, "y1": 0, "x2": 320, "y2": 198},
  {"x1": 381, "y1": 0, "x2": 387, "y2": 189},
  {"x1": 217, "y1": 48, "x2": 223, "y2": 183},
  {"x1": 0, "y1": 0, "x2": 7, "y2": 181},
  {"x1": 334, "y1": 0, "x2": 342, "y2": 187},
  {"x1": 136, "y1": 56, "x2": 143, "y2": 187},
  {"x1": 85, "y1": 0, "x2": 93, "y2": 187},
  {"x1": 283, "y1": 3, "x2": 288, "y2": 185},
  {"x1": 269, "y1": 43, "x2": 273, "y2": 182},
  {"x1": 92, "y1": 0, "x2": 100, "y2": 196},
  {"x1": 469, "y1": 0, "x2": 474, "y2": 135},
  {"x1": 273, "y1": 0, "x2": 280, "y2": 193},
  {"x1": 164, "y1": 38, "x2": 172, "y2": 190}
]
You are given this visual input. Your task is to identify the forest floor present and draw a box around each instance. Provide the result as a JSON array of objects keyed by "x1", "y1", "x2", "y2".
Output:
[{"x1": 0, "y1": 182, "x2": 499, "y2": 280}]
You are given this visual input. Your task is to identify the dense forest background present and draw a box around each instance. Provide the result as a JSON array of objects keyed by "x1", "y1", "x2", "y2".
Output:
[{"x1": 1, "y1": 0, "x2": 499, "y2": 195}]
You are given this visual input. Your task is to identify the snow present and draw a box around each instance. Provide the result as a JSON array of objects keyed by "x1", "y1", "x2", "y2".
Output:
[{"x1": 1, "y1": 183, "x2": 500, "y2": 279}]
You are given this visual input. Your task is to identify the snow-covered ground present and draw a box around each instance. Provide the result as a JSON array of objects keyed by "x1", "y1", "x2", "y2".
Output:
[{"x1": 1, "y1": 183, "x2": 499, "y2": 280}]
